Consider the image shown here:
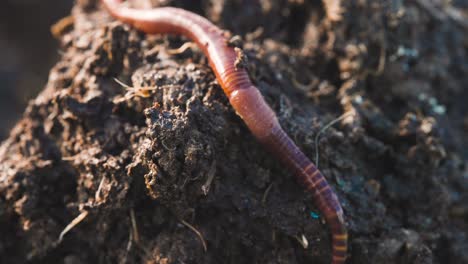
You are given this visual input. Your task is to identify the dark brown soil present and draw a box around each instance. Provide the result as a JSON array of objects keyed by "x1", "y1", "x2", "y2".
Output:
[{"x1": 1, "y1": 0, "x2": 467, "y2": 263}]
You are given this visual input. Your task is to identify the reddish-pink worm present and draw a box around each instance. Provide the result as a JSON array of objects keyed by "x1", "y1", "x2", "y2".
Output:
[{"x1": 102, "y1": 1, "x2": 348, "y2": 263}]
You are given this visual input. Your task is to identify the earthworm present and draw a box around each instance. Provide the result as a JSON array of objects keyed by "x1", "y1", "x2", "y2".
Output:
[{"x1": 101, "y1": 1, "x2": 348, "y2": 263}]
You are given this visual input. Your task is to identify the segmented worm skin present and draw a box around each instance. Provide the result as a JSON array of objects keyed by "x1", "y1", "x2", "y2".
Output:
[{"x1": 102, "y1": 1, "x2": 348, "y2": 263}]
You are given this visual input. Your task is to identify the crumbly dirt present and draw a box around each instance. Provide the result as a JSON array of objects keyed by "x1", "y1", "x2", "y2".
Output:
[{"x1": 1, "y1": 0, "x2": 467, "y2": 263}]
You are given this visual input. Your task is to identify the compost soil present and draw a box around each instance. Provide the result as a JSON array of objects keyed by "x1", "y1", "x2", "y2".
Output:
[{"x1": 1, "y1": 0, "x2": 467, "y2": 263}]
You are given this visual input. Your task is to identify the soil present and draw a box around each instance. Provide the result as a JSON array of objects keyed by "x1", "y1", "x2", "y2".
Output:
[{"x1": 1, "y1": 0, "x2": 467, "y2": 264}]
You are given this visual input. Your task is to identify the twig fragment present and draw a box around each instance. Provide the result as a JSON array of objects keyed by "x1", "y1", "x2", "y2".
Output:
[
  {"x1": 167, "y1": 42, "x2": 198, "y2": 55},
  {"x1": 294, "y1": 234, "x2": 309, "y2": 249},
  {"x1": 314, "y1": 112, "x2": 354, "y2": 168},
  {"x1": 130, "y1": 209, "x2": 140, "y2": 243},
  {"x1": 262, "y1": 183, "x2": 274, "y2": 205},
  {"x1": 201, "y1": 161, "x2": 217, "y2": 195},
  {"x1": 180, "y1": 219, "x2": 207, "y2": 252},
  {"x1": 57, "y1": 211, "x2": 89, "y2": 243},
  {"x1": 113, "y1": 78, "x2": 158, "y2": 103}
]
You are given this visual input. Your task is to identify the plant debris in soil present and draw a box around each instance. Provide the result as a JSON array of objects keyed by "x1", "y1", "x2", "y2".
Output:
[{"x1": 0, "y1": 0, "x2": 467, "y2": 263}]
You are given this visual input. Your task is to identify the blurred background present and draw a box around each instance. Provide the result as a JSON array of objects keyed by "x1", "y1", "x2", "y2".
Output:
[{"x1": 0, "y1": 0, "x2": 73, "y2": 140}]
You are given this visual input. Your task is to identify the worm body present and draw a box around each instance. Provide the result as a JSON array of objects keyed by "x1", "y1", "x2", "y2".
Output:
[{"x1": 102, "y1": 1, "x2": 347, "y2": 263}]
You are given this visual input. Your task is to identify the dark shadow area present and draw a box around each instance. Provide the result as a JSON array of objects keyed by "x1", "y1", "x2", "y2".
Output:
[{"x1": 0, "y1": 0, "x2": 73, "y2": 140}]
